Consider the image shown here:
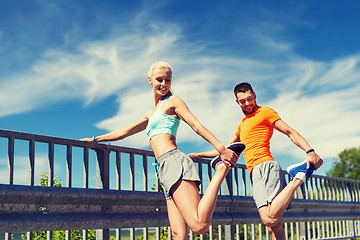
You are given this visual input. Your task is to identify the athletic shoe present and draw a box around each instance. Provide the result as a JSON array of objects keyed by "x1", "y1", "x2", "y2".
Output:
[
  {"x1": 286, "y1": 160, "x2": 316, "y2": 181},
  {"x1": 210, "y1": 142, "x2": 245, "y2": 170}
]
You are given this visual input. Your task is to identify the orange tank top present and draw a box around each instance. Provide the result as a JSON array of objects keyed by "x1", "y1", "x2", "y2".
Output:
[{"x1": 235, "y1": 106, "x2": 280, "y2": 174}]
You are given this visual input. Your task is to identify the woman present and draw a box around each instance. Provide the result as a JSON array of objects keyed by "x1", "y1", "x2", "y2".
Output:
[{"x1": 81, "y1": 61, "x2": 239, "y2": 239}]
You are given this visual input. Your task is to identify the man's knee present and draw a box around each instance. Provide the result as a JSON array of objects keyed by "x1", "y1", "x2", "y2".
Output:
[
  {"x1": 261, "y1": 215, "x2": 282, "y2": 228},
  {"x1": 189, "y1": 222, "x2": 210, "y2": 235},
  {"x1": 258, "y1": 207, "x2": 282, "y2": 227}
]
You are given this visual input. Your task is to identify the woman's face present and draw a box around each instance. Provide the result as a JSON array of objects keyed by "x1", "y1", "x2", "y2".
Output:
[{"x1": 148, "y1": 68, "x2": 172, "y2": 97}]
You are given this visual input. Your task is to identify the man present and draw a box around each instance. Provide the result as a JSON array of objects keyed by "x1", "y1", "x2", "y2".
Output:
[{"x1": 190, "y1": 82, "x2": 323, "y2": 240}]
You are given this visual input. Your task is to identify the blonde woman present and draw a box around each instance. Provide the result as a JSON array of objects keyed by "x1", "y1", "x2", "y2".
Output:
[{"x1": 82, "y1": 62, "x2": 243, "y2": 239}]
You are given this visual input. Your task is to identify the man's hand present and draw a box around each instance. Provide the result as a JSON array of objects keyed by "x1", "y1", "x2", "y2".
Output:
[
  {"x1": 188, "y1": 153, "x2": 204, "y2": 159},
  {"x1": 306, "y1": 151, "x2": 323, "y2": 170}
]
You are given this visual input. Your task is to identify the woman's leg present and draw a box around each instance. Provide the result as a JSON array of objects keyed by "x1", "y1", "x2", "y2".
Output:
[
  {"x1": 166, "y1": 198, "x2": 189, "y2": 240},
  {"x1": 170, "y1": 164, "x2": 229, "y2": 234}
]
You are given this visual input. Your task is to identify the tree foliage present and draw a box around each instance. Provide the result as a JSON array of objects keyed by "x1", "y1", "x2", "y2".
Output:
[{"x1": 327, "y1": 146, "x2": 360, "y2": 180}]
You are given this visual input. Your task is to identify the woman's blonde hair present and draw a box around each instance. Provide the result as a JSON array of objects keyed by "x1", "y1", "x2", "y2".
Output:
[{"x1": 148, "y1": 61, "x2": 173, "y2": 78}]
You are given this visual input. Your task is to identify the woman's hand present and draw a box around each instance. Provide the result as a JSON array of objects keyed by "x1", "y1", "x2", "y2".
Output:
[
  {"x1": 80, "y1": 137, "x2": 94, "y2": 143},
  {"x1": 219, "y1": 148, "x2": 239, "y2": 168}
]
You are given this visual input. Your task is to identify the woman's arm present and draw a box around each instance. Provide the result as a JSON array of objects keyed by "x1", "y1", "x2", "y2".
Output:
[
  {"x1": 81, "y1": 113, "x2": 149, "y2": 143},
  {"x1": 172, "y1": 96, "x2": 238, "y2": 165}
]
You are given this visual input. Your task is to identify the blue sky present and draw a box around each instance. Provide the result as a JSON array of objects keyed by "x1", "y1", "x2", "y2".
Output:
[{"x1": 1, "y1": 0, "x2": 360, "y2": 185}]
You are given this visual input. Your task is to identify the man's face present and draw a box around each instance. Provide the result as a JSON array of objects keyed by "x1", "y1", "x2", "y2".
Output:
[{"x1": 235, "y1": 90, "x2": 257, "y2": 115}]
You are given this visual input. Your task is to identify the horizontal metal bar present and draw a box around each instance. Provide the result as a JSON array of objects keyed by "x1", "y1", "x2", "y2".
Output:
[
  {"x1": 0, "y1": 212, "x2": 170, "y2": 232},
  {"x1": 1, "y1": 184, "x2": 360, "y2": 232},
  {"x1": 0, "y1": 184, "x2": 165, "y2": 206},
  {"x1": 319, "y1": 236, "x2": 360, "y2": 240}
]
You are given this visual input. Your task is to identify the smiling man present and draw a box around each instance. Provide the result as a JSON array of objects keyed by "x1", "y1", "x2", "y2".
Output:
[{"x1": 191, "y1": 82, "x2": 323, "y2": 240}]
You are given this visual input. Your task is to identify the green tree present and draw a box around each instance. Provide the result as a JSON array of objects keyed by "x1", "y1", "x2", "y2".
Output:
[
  {"x1": 327, "y1": 146, "x2": 360, "y2": 179},
  {"x1": 39, "y1": 172, "x2": 62, "y2": 187}
]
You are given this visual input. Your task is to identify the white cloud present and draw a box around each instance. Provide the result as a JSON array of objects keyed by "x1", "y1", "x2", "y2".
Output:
[
  {"x1": 0, "y1": 22, "x2": 181, "y2": 117},
  {"x1": 0, "y1": 10, "x2": 359, "y2": 178}
]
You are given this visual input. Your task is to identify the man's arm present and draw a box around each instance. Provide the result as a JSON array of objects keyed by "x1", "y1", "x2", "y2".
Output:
[
  {"x1": 189, "y1": 135, "x2": 240, "y2": 159},
  {"x1": 273, "y1": 119, "x2": 322, "y2": 169}
]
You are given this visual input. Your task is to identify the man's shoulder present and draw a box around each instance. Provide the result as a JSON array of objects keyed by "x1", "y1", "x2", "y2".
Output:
[
  {"x1": 258, "y1": 106, "x2": 278, "y2": 114},
  {"x1": 259, "y1": 105, "x2": 274, "y2": 111},
  {"x1": 258, "y1": 106, "x2": 280, "y2": 123}
]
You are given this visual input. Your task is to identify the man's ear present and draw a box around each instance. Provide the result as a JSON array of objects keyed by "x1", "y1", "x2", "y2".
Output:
[{"x1": 148, "y1": 76, "x2": 152, "y2": 84}]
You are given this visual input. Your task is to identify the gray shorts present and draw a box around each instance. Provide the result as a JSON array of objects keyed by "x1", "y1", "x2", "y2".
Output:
[
  {"x1": 156, "y1": 148, "x2": 201, "y2": 199},
  {"x1": 250, "y1": 161, "x2": 291, "y2": 209}
]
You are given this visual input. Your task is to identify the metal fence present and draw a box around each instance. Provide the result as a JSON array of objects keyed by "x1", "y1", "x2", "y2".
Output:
[{"x1": 0, "y1": 128, "x2": 360, "y2": 240}]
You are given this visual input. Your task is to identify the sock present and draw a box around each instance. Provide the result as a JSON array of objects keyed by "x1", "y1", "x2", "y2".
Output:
[
  {"x1": 215, "y1": 161, "x2": 226, "y2": 170},
  {"x1": 294, "y1": 172, "x2": 306, "y2": 182}
]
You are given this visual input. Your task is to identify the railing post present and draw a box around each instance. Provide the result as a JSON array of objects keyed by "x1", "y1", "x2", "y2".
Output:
[
  {"x1": 296, "y1": 183, "x2": 308, "y2": 240},
  {"x1": 223, "y1": 169, "x2": 234, "y2": 240},
  {"x1": 5, "y1": 137, "x2": 14, "y2": 240},
  {"x1": 28, "y1": 139, "x2": 35, "y2": 240},
  {"x1": 95, "y1": 148, "x2": 110, "y2": 240},
  {"x1": 346, "y1": 181, "x2": 356, "y2": 239}
]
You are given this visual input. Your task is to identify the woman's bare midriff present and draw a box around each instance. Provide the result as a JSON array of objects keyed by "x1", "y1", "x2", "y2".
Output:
[{"x1": 149, "y1": 134, "x2": 177, "y2": 160}]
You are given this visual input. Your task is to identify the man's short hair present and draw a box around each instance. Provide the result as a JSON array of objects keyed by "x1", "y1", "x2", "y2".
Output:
[{"x1": 234, "y1": 82, "x2": 254, "y2": 96}]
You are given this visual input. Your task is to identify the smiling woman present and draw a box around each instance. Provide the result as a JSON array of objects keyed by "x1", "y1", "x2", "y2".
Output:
[{"x1": 80, "y1": 61, "x2": 242, "y2": 239}]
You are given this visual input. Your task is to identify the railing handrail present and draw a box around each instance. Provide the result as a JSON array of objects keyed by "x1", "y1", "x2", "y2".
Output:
[
  {"x1": 0, "y1": 128, "x2": 358, "y2": 184},
  {"x1": 0, "y1": 128, "x2": 154, "y2": 156}
]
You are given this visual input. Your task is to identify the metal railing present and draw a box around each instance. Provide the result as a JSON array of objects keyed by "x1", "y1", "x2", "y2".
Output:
[{"x1": 0, "y1": 128, "x2": 360, "y2": 240}]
